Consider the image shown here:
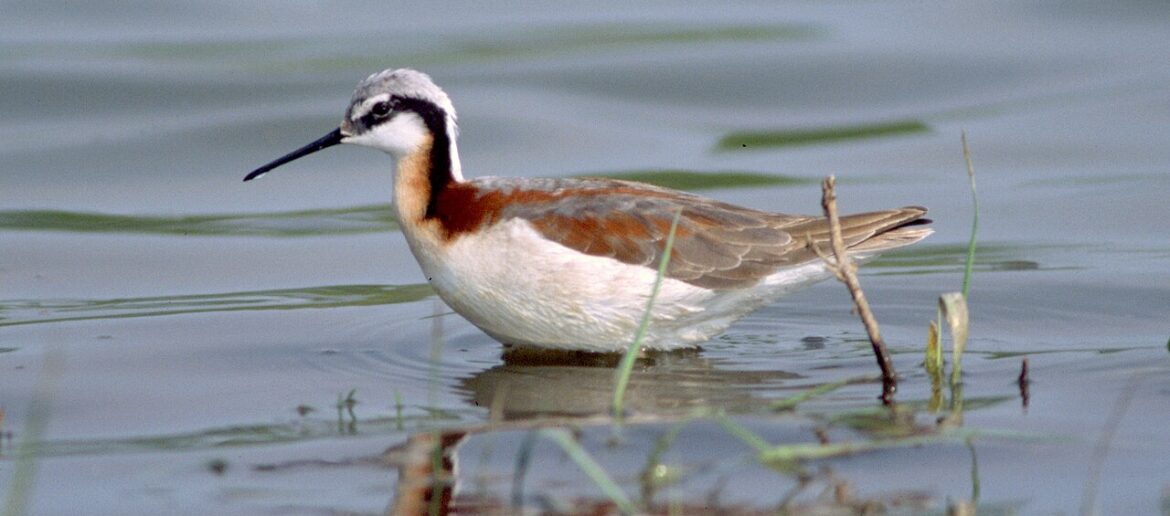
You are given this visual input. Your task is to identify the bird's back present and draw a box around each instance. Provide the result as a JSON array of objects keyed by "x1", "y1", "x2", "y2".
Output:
[{"x1": 455, "y1": 176, "x2": 931, "y2": 290}]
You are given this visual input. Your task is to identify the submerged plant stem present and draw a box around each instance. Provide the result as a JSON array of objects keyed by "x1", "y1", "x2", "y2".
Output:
[{"x1": 714, "y1": 413, "x2": 772, "y2": 453}]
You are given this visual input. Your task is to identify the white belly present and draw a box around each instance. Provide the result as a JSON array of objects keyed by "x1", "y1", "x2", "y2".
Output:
[{"x1": 404, "y1": 218, "x2": 833, "y2": 352}]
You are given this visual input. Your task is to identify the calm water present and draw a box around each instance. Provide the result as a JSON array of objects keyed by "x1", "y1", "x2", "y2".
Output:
[{"x1": 2, "y1": 2, "x2": 1169, "y2": 514}]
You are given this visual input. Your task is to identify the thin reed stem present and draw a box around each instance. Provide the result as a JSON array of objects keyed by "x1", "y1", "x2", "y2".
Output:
[
  {"x1": 961, "y1": 131, "x2": 979, "y2": 299},
  {"x1": 612, "y1": 209, "x2": 683, "y2": 418}
]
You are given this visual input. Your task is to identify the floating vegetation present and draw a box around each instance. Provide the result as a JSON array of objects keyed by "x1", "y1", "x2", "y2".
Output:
[
  {"x1": 290, "y1": 23, "x2": 822, "y2": 72},
  {"x1": 0, "y1": 205, "x2": 396, "y2": 237},
  {"x1": 7, "y1": 22, "x2": 822, "y2": 74},
  {"x1": 0, "y1": 284, "x2": 432, "y2": 327},
  {"x1": 717, "y1": 119, "x2": 930, "y2": 151}
]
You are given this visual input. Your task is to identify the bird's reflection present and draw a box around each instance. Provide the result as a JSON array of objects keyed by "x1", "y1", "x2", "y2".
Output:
[{"x1": 457, "y1": 346, "x2": 800, "y2": 420}]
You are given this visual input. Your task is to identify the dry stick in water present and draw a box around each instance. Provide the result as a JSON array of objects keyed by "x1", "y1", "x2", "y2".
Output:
[{"x1": 815, "y1": 176, "x2": 898, "y2": 401}]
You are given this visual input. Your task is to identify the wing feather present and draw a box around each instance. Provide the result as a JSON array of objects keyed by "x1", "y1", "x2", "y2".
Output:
[{"x1": 468, "y1": 177, "x2": 929, "y2": 290}]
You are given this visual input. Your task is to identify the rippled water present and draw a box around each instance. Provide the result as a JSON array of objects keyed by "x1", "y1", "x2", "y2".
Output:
[{"x1": 2, "y1": 2, "x2": 1169, "y2": 514}]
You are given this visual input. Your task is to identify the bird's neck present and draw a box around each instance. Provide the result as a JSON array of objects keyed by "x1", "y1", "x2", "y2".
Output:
[{"x1": 392, "y1": 109, "x2": 463, "y2": 228}]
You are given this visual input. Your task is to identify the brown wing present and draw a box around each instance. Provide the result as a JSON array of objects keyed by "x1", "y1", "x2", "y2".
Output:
[{"x1": 469, "y1": 177, "x2": 930, "y2": 290}]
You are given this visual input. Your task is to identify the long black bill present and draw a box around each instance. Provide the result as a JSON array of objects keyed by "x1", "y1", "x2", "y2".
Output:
[{"x1": 243, "y1": 128, "x2": 344, "y2": 182}]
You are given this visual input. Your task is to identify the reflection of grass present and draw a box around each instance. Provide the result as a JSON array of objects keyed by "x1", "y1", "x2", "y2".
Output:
[
  {"x1": 3, "y1": 347, "x2": 64, "y2": 516},
  {"x1": 12, "y1": 408, "x2": 472, "y2": 459},
  {"x1": 867, "y1": 243, "x2": 1048, "y2": 275},
  {"x1": 475, "y1": 392, "x2": 1032, "y2": 513},
  {"x1": 982, "y1": 347, "x2": 1139, "y2": 360},
  {"x1": 0, "y1": 284, "x2": 432, "y2": 328},
  {"x1": 717, "y1": 119, "x2": 930, "y2": 151}
]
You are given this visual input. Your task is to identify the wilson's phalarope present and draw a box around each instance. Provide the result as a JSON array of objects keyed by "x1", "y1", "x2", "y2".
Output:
[{"x1": 246, "y1": 69, "x2": 932, "y2": 352}]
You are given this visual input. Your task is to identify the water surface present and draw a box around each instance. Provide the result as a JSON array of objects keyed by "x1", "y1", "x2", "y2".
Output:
[{"x1": 2, "y1": 2, "x2": 1169, "y2": 514}]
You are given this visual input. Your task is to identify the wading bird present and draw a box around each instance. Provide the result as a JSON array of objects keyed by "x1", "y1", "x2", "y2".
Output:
[{"x1": 246, "y1": 69, "x2": 931, "y2": 352}]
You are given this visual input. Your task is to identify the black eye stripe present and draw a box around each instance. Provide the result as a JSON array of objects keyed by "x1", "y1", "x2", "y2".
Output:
[
  {"x1": 358, "y1": 96, "x2": 449, "y2": 137},
  {"x1": 359, "y1": 98, "x2": 395, "y2": 129},
  {"x1": 371, "y1": 100, "x2": 391, "y2": 116}
]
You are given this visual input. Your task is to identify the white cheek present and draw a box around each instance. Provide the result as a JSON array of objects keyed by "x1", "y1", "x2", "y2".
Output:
[{"x1": 345, "y1": 113, "x2": 427, "y2": 157}]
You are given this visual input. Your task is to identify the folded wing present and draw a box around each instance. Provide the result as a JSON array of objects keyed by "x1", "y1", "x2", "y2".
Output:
[{"x1": 472, "y1": 177, "x2": 931, "y2": 290}]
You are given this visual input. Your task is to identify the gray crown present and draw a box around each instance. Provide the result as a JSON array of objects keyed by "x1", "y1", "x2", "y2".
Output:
[{"x1": 350, "y1": 68, "x2": 456, "y2": 118}]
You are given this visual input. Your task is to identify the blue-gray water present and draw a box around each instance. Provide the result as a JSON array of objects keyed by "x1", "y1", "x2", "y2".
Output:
[{"x1": 2, "y1": 2, "x2": 1169, "y2": 514}]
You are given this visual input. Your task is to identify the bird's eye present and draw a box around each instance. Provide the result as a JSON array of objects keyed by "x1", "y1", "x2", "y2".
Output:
[{"x1": 371, "y1": 101, "x2": 392, "y2": 117}]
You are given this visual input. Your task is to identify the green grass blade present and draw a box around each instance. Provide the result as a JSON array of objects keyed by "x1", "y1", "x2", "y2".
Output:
[
  {"x1": 717, "y1": 119, "x2": 930, "y2": 151},
  {"x1": 961, "y1": 131, "x2": 979, "y2": 298},
  {"x1": 540, "y1": 429, "x2": 637, "y2": 514},
  {"x1": 612, "y1": 209, "x2": 683, "y2": 418}
]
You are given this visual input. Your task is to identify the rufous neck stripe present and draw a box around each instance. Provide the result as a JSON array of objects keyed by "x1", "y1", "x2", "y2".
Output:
[{"x1": 392, "y1": 97, "x2": 454, "y2": 220}]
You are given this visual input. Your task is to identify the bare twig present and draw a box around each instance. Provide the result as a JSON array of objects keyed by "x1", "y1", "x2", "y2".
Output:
[{"x1": 818, "y1": 176, "x2": 897, "y2": 402}]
